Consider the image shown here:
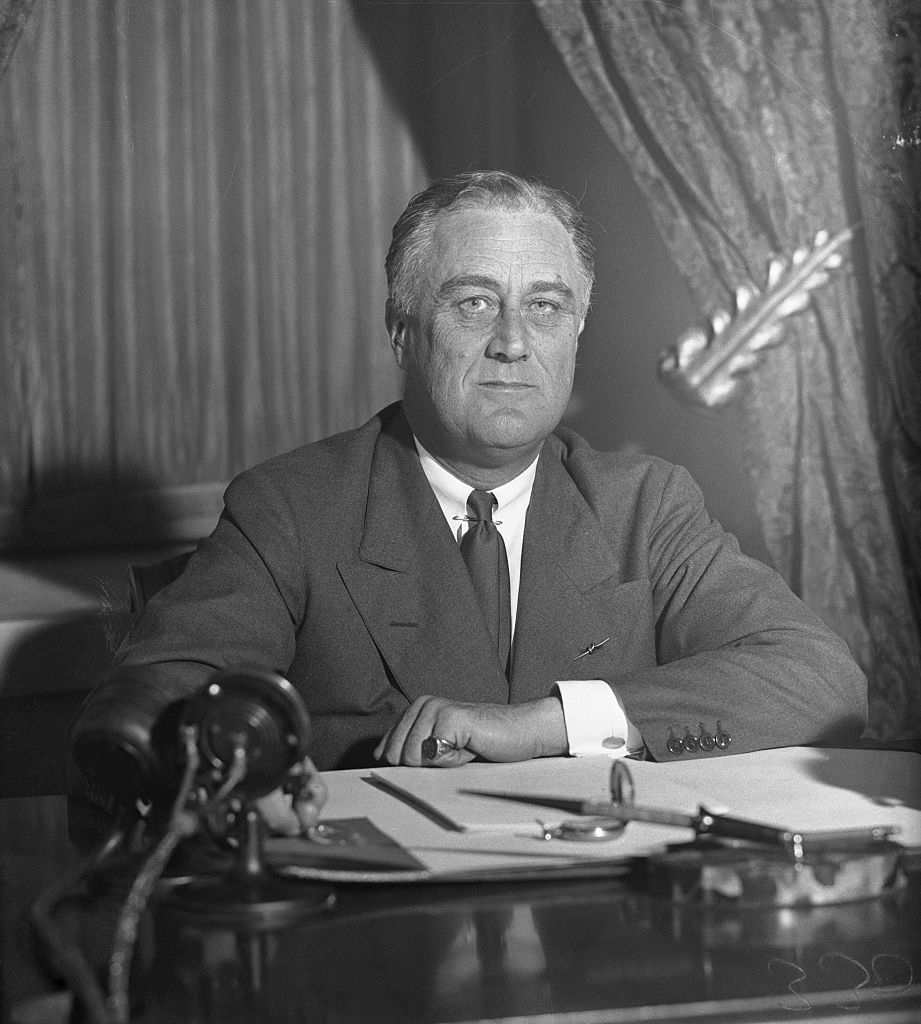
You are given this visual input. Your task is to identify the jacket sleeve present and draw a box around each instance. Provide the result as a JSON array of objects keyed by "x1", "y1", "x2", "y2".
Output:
[
  {"x1": 615, "y1": 463, "x2": 867, "y2": 760},
  {"x1": 68, "y1": 465, "x2": 308, "y2": 798},
  {"x1": 119, "y1": 465, "x2": 306, "y2": 676}
]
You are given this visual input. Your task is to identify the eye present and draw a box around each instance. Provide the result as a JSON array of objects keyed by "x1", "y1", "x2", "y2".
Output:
[
  {"x1": 529, "y1": 298, "x2": 560, "y2": 316},
  {"x1": 457, "y1": 296, "x2": 492, "y2": 315}
]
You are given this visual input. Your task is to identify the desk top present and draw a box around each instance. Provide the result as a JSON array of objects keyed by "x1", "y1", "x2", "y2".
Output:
[
  {"x1": 266, "y1": 746, "x2": 921, "y2": 883},
  {"x1": 7, "y1": 748, "x2": 921, "y2": 1024}
]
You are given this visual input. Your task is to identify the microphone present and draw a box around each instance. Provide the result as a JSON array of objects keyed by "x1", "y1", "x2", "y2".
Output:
[
  {"x1": 70, "y1": 667, "x2": 187, "y2": 803},
  {"x1": 70, "y1": 666, "x2": 312, "y2": 804},
  {"x1": 66, "y1": 668, "x2": 327, "y2": 1024}
]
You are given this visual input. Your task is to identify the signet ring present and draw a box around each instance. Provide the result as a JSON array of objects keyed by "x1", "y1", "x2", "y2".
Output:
[{"x1": 421, "y1": 736, "x2": 457, "y2": 761}]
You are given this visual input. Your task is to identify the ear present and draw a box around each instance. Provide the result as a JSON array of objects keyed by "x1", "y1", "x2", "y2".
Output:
[{"x1": 386, "y1": 299, "x2": 409, "y2": 368}]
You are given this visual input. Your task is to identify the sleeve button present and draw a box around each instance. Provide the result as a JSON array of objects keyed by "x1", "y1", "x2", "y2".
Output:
[
  {"x1": 666, "y1": 728, "x2": 684, "y2": 755},
  {"x1": 698, "y1": 723, "x2": 716, "y2": 751},
  {"x1": 681, "y1": 726, "x2": 700, "y2": 753}
]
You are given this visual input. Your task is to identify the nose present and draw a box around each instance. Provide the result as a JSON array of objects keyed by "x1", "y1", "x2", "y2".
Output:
[{"x1": 486, "y1": 307, "x2": 530, "y2": 362}]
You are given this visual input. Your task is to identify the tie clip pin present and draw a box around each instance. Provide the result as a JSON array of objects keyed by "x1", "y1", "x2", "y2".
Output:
[
  {"x1": 452, "y1": 514, "x2": 503, "y2": 525},
  {"x1": 574, "y1": 637, "x2": 610, "y2": 660}
]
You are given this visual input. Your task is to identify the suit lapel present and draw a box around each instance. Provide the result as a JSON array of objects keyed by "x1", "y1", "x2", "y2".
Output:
[
  {"x1": 510, "y1": 439, "x2": 640, "y2": 702},
  {"x1": 337, "y1": 411, "x2": 508, "y2": 705}
]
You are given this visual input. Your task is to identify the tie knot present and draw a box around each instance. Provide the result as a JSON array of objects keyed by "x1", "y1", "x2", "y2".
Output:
[{"x1": 466, "y1": 489, "x2": 497, "y2": 523}]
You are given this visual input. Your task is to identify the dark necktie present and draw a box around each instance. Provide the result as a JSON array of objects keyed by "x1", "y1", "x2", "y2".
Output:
[{"x1": 461, "y1": 489, "x2": 512, "y2": 674}]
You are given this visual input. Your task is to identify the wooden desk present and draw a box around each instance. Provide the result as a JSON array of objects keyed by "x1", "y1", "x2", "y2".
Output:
[
  {"x1": 147, "y1": 870, "x2": 921, "y2": 1024},
  {"x1": 5, "y1": 751, "x2": 921, "y2": 1024}
]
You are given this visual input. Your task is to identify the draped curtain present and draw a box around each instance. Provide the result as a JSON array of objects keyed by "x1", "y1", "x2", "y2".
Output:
[
  {"x1": 533, "y1": 0, "x2": 921, "y2": 740},
  {"x1": 0, "y1": 0, "x2": 427, "y2": 549}
]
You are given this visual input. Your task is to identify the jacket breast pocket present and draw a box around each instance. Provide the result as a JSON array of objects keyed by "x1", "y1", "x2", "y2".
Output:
[{"x1": 568, "y1": 577, "x2": 656, "y2": 680}]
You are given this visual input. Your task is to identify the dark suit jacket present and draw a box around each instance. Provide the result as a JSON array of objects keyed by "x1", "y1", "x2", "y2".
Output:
[{"x1": 104, "y1": 403, "x2": 866, "y2": 768}]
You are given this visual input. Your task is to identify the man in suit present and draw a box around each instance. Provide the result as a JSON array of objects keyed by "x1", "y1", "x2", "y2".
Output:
[{"x1": 75, "y1": 171, "x2": 866, "y2": 790}]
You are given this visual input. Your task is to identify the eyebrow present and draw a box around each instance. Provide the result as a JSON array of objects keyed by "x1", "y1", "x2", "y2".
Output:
[
  {"x1": 437, "y1": 274, "x2": 577, "y2": 303},
  {"x1": 436, "y1": 274, "x2": 501, "y2": 299},
  {"x1": 528, "y1": 280, "x2": 577, "y2": 303}
]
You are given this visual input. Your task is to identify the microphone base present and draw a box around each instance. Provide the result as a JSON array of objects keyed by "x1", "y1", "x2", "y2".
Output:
[
  {"x1": 158, "y1": 871, "x2": 335, "y2": 930},
  {"x1": 157, "y1": 802, "x2": 335, "y2": 929}
]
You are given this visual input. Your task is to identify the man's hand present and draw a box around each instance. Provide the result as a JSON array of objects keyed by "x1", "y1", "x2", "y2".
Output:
[
  {"x1": 373, "y1": 695, "x2": 568, "y2": 767},
  {"x1": 255, "y1": 756, "x2": 328, "y2": 835}
]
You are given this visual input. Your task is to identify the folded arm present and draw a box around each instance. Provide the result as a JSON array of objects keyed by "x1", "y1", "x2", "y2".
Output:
[{"x1": 616, "y1": 464, "x2": 867, "y2": 760}]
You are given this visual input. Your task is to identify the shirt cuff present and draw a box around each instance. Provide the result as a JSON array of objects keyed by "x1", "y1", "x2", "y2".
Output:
[{"x1": 552, "y1": 679, "x2": 641, "y2": 757}]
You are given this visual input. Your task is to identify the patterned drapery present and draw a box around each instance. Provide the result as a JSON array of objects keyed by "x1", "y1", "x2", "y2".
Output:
[
  {"x1": 0, "y1": 0, "x2": 427, "y2": 549},
  {"x1": 533, "y1": 0, "x2": 921, "y2": 740},
  {"x1": 0, "y1": 0, "x2": 36, "y2": 80}
]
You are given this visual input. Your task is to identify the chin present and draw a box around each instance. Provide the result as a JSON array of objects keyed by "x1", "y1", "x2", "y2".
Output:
[{"x1": 473, "y1": 422, "x2": 547, "y2": 455}]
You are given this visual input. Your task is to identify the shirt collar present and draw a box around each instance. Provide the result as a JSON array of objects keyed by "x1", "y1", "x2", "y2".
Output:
[{"x1": 413, "y1": 438, "x2": 540, "y2": 515}]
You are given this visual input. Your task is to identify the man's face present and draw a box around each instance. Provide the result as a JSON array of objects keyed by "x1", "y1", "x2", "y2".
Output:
[{"x1": 390, "y1": 205, "x2": 587, "y2": 477}]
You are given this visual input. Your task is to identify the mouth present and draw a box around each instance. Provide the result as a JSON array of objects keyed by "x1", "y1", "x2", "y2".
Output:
[{"x1": 478, "y1": 381, "x2": 536, "y2": 391}]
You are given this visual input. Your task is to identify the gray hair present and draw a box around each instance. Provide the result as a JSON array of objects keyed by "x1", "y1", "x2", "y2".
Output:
[{"x1": 385, "y1": 170, "x2": 595, "y2": 317}]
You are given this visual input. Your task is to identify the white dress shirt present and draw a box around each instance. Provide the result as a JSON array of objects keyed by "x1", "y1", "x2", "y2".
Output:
[{"x1": 415, "y1": 440, "x2": 636, "y2": 757}]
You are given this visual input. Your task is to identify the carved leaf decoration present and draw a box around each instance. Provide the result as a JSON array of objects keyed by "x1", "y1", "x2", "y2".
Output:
[{"x1": 657, "y1": 227, "x2": 855, "y2": 411}]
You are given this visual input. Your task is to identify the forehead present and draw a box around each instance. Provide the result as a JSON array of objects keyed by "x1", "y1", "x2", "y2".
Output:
[{"x1": 426, "y1": 205, "x2": 581, "y2": 291}]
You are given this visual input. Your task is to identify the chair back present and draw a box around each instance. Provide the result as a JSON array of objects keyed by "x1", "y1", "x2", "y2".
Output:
[{"x1": 126, "y1": 550, "x2": 193, "y2": 615}]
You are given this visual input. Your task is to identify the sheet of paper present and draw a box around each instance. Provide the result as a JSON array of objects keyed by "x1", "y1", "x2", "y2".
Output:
[
  {"x1": 648, "y1": 746, "x2": 921, "y2": 846},
  {"x1": 369, "y1": 755, "x2": 704, "y2": 832},
  {"x1": 368, "y1": 747, "x2": 921, "y2": 846},
  {"x1": 272, "y1": 748, "x2": 921, "y2": 882}
]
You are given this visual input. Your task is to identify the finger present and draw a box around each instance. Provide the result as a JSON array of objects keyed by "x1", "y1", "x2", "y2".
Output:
[
  {"x1": 378, "y1": 697, "x2": 438, "y2": 765},
  {"x1": 291, "y1": 757, "x2": 328, "y2": 832},
  {"x1": 373, "y1": 728, "x2": 392, "y2": 762},
  {"x1": 406, "y1": 705, "x2": 479, "y2": 766},
  {"x1": 301, "y1": 757, "x2": 327, "y2": 810},
  {"x1": 420, "y1": 735, "x2": 460, "y2": 763},
  {"x1": 398, "y1": 699, "x2": 452, "y2": 765},
  {"x1": 424, "y1": 745, "x2": 476, "y2": 769},
  {"x1": 374, "y1": 706, "x2": 418, "y2": 763},
  {"x1": 294, "y1": 794, "x2": 322, "y2": 833},
  {"x1": 375, "y1": 713, "x2": 415, "y2": 765},
  {"x1": 256, "y1": 789, "x2": 301, "y2": 837},
  {"x1": 413, "y1": 702, "x2": 478, "y2": 764}
]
